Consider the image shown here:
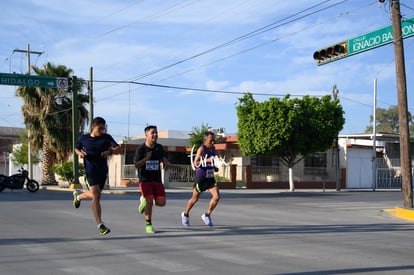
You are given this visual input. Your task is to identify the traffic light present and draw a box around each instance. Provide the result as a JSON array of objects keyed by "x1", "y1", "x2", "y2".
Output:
[{"x1": 313, "y1": 42, "x2": 348, "y2": 65}]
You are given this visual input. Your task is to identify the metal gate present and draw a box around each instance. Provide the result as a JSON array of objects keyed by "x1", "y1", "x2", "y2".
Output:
[
  {"x1": 376, "y1": 167, "x2": 402, "y2": 189},
  {"x1": 375, "y1": 158, "x2": 413, "y2": 189}
]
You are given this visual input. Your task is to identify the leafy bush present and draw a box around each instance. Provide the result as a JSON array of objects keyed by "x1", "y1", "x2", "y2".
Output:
[
  {"x1": 215, "y1": 174, "x2": 229, "y2": 182},
  {"x1": 52, "y1": 161, "x2": 84, "y2": 183},
  {"x1": 11, "y1": 131, "x2": 41, "y2": 166}
]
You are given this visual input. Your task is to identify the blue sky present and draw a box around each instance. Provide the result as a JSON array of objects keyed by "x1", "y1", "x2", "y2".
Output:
[{"x1": 0, "y1": 0, "x2": 413, "y2": 141}]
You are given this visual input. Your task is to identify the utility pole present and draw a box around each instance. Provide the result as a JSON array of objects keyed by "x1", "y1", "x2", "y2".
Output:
[
  {"x1": 13, "y1": 44, "x2": 44, "y2": 180},
  {"x1": 332, "y1": 84, "x2": 341, "y2": 191},
  {"x1": 88, "y1": 67, "x2": 94, "y2": 125},
  {"x1": 372, "y1": 78, "x2": 377, "y2": 191},
  {"x1": 70, "y1": 76, "x2": 81, "y2": 189},
  {"x1": 391, "y1": 0, "x2": 413, "y2": 208}
]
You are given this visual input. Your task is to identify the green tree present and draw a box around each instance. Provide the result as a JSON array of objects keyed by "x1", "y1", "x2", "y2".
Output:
[
  {"x1": 365, "y1": 105, "x2": 414, "y2": 135},
  {"x1": 10, "y1": 131, "x2": 40, "y2": 166},
  {"x1": 237, "y1": 93, "x2": 345, "y2": 191},
  {"x1": 188, "y1": 123, "x2": 211, "y2": 149},
  {"x1": 188, "y1": 123, "x2": 226, "y2": 150},
  {"x1": 16, "y1": 62, "x2": 89, "y2": 185}
]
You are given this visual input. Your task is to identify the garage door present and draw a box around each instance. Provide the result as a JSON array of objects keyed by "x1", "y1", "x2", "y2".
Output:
[{"x1": 347, "y1": 148, "x2": 373, "y2": 188}]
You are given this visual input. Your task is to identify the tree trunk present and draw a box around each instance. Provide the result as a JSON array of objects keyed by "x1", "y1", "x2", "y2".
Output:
[
  {"x1": 288, "y1": 167, "x2": 295, "y2": 192},
  {"x1": 41, "y1": 142, "x2": 57, "y2": 185}
]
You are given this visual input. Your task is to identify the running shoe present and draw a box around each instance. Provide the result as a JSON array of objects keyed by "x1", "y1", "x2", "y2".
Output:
[
  {"x1": 98, "y1": 224, "x2": 111, "y2": 235},
  {"x1": 138, "y1": 196, "x2": 147, "y2": 214},
  {"x1": 201, "y1": 213, "x2": 213, "y2": 226},
  {"x1": 181, "y1": 212, "x2": 190, "y2": 227},
  {"x1": 72, "y1": 190, "x2": 81, "y2": 208},
  {"x1": 145, "y1": 224, "x2": 155, "y2": 234}
]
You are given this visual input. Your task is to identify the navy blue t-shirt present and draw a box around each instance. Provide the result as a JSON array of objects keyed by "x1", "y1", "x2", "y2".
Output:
[{"x1": 75, "y1": 133, "x2": 118, "y2": 176}]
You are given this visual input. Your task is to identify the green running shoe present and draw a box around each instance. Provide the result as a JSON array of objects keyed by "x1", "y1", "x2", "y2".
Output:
[
  {"x1": 98, "y1": 224, "x2": 111, "y2": 235},
  {"x1": 73, "y1": 190, "x2": 81, "y2": 208},
  {"x1": 145, "y1": 224, "x2": 155, "y2": 234},
  {"x1": 138, "y1": 196, "x2": 146, "y2": 214}
]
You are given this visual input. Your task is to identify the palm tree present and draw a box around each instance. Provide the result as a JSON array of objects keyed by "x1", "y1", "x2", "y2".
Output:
[{"x1": 16, "y1": 62, "x2": 89, "y2": 185}]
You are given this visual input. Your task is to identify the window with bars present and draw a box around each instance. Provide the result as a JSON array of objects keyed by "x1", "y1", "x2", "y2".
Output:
[
  {"x1": 304, "y1": 152, "x2": 327, "y2": 175},
  {"x1": 251, "y1": 156, "x2": 279, "y2": 168}
]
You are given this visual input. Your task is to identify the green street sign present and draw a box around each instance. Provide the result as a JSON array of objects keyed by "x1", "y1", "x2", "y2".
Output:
[
  {"x1": 0, "y1": 72, "x2": 68, "y2": 89},
  {"x1": 314, "y1": 16, "x2": 414, "y2": 65},
  {"x1": 348, "y1": 16, "x2": 414, "y2": 55}
]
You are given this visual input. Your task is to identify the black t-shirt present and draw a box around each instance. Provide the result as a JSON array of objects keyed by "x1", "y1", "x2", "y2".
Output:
[{"x1": 134, "y1": 143, "x2": 165, "y2": 182}]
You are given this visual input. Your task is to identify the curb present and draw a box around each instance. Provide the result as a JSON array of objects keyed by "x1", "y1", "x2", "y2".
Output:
[
  {"x1": 41, "y1": 186, "x2": 140, "y2": 195},
  {"x1": 383, "y1": 207, "x2": 414, "y2": 221}
]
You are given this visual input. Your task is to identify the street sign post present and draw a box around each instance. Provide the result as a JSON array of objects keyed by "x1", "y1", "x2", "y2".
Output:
[
  {"x1": 1, "y1": 71, "x2": 73, "y2": 186},
  {"x1": 0, "y1": 72, "x2": 68, "y2": 90}
]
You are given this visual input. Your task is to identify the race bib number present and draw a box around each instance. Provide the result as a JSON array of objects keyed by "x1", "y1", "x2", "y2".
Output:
[
  {"x1": 206, "y1": 169, "x2": 214, "y2": 178},
  {"x1": 146, "y1": 160, "x2": 159, "y2": 170}
]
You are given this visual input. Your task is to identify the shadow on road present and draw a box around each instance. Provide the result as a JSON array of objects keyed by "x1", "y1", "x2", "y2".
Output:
[{"x1": 276, "y1": 265, "x2": 414, "y2": 275}]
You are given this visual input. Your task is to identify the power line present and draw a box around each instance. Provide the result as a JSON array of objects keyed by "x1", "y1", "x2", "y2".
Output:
[
  {"x1": 95, "y1": 1, "x2": 379, "y2": 111},
  {"x1": 159, "y1": 11, "x2": 349, "y2": 82},
  {"x1": 93, "y1": 79, "x2": 324, "y2": 99},
  {"x1": 401, "y1": 3, "x2": 414, "y2": 11},
  {"x1": 92, "y1": 0, "x2": 198, "y2": 39},
  {"x1": 338, "y1": 95, "x2": 372, "y2": 108},
  {"x1": 94, "y1": 0, "x2": 350, "y2": 93},
  {"x1": 127, "y1": 0, "x2": 350, "y2": 82}
]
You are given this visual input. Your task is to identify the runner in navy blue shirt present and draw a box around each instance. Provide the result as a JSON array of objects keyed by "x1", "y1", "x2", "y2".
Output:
[{"x1": 73, "y1": 117, "x2": 120, "y2": 235}]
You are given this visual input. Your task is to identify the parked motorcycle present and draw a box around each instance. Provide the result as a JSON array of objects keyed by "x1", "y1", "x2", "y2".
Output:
[{"x1": 0, "y1": 167, "x2": 39, "y2": 192}]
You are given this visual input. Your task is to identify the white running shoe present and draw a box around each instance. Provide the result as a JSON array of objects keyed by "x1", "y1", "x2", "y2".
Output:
[
  {"x1": 201, "y1": 213, "x2": 213, "y2": 226},
  {"x1": 181, "y1": 212, "x2": 190, "y2": 227}
]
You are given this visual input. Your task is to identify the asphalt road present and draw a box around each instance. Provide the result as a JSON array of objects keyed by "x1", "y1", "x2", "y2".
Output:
[{"x1": 1, "y1": 188, "x2": 413, "y2": 275}]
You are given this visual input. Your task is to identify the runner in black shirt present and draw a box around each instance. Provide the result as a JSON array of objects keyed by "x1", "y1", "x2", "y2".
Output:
[{"x1": 134, "y1": 125, "x2": 170, "y2": 234}]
